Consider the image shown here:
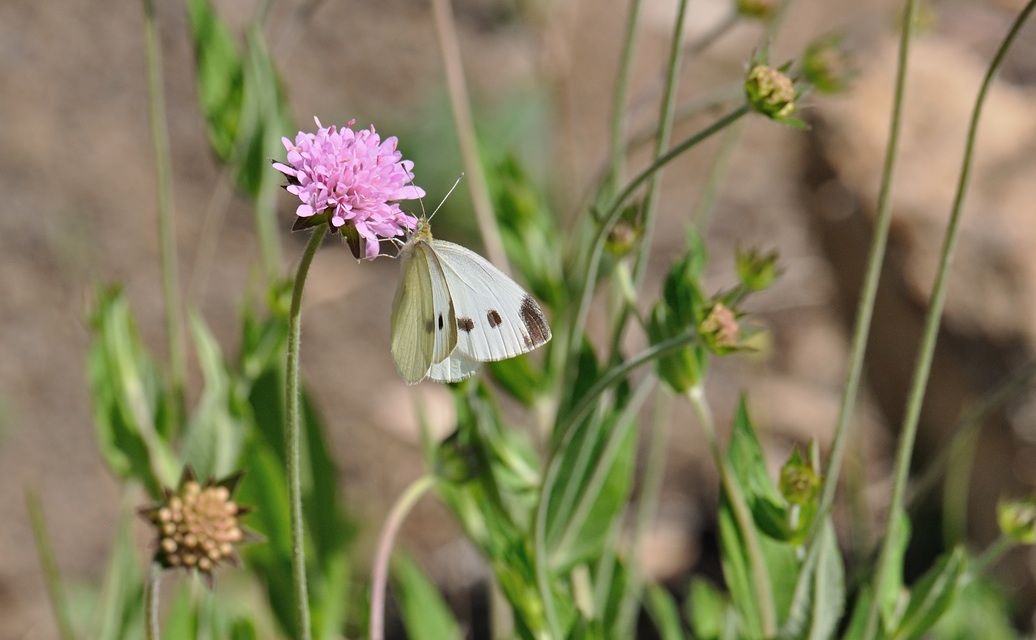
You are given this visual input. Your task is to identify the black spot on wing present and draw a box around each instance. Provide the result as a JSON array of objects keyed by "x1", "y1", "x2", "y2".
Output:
[
  {"x1": 438, "y1": 312, "x2": 445, "y2": 331},
  {"x1": 520, "y1": 296, "x2": 550, "y2": 346},
  {"x1": 487, "y1": 310, "x2": 502, "y2": 328},
  {"x1": 458, "y1": 317, "x2": 475, "y2": 332}
]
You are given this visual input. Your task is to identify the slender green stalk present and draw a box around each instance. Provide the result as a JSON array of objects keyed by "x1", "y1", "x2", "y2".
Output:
[
  {"x1": 811, "y1": 0, "x2": 919, "y2": 543},
  {"x1": 687, "y1": 385, "x2": 776, "y2": 636},
  {"x1": 370, "y1": 474, "x2": 438, "y2": 640},
  {"x1": 615, "y1": 390, "x2": 672, "y2": 635},
  {"x1": 286, "y1": 228, "x2": 325, "y2": 640},
  {"x1": 567, "y1": 105, "x2": 750, "y2": 373},
  {"x1": 971, "y1": 535, "x2": 1014, "y2": 576},
  {"x1": 145, "y1": 562, "x2": 162, "y2": 640},
  {"x1": 535, "y1": 328, "x2": 699, "y2": 634},
  {"x1": 25, "y1": 488, "x2": 77, "y2": 640},
  {"x1": 863, "y1": 3, "x2": 1036, "y2": 637},
  {"x1": 430, "y1": 0, "x2": 508, "y2": 272},
  {"x1": 608, "y1": 0, "x2": 643, "y2": 185},
  {"x1": 631, "y1": 0, "x2": 690, "y2": 295},
  {"x1": 142, "y1": 0, "x2": 186, "y2": 413}
]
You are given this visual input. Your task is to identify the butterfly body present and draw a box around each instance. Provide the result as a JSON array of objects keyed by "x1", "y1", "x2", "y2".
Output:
[{"x1": 390, "y1": 218, "x2": 552, "y2": 384}]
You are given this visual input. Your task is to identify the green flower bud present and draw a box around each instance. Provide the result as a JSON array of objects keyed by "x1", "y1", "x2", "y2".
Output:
[
  {"x1": 736, "y1": 246, "x2": 781, "y2": 292},
  {"x1": 802, "y1": 33, "x2": 856, "y2": 95},
  {"x1": 736, "y1": 0, "x2": 776, "y2": 20},
  {"x1": 998, "y1": 497, "x2": 1036, "y2": 545},
  {"x1": 780, "y1": 448, "x2": 822, "y2": 506}
]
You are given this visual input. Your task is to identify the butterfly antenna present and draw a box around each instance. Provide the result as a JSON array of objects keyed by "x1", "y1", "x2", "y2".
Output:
[{"x1": 428, "y1": 173, "x2": 465, "y2": 221}]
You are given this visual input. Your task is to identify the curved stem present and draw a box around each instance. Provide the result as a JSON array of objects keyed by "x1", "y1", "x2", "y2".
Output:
[
  {"x1": 567, "y1": 105, "x2": 750, "y2": 373},
  {"x1": 687, "y1": 386, "x2": 776, "y2": 637},
  {"x1": 370, "y1": 474, "x2": 438, "y2": 640},
  {"x1": 286, "y1": 227, "x2": 325, "y2": 640},
  {"x1": 863, "y1": 2, "x2": 1036, "y2": 637},
  {"x1": 142, "y1": 0, "x2": 185, "y2": 425}
]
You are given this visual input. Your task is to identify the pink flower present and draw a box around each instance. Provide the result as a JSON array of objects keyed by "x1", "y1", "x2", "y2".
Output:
[{"x1": 273, "y1": 118, "x2": 425, "y2": 258}]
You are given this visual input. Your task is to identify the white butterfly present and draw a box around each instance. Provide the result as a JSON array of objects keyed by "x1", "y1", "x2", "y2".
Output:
[{"x1": 390, "y1": 217, "x2": 552, "y2": 384}]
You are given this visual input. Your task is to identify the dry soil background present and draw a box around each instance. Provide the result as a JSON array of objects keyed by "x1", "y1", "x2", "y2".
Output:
[{"x1": 3, "y1": 0, "x2": 1036, "y2": 637}]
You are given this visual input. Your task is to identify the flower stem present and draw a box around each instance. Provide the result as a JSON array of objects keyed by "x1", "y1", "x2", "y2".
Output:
[
  {"x1": 145, "y1": 562, "x2": 162, "y2": 640},
  {"x1": 568, "y1": 105, "x2": 750, "y2": 374},
  {"x1": 607, "y1": 0, "x2": 642, "y2": 186},
  {"x1": 631, "y1": 0, "x2": 690, "y2": 293},
  {"x1": 142, "y1": 0, "x2": 185, "y2": 420},
  {"x1": 430, "y1": 0, "x2": 508, "y2": 273},
  {"x1": 286, "y1": 228, "x2": 325, "y2": 640},
  {"x1": 686, "y1": 385, "x2": 776, "y2": 637},
  {"x1": 370, "y1": 474, "x2": 437, "y2": 640},
  {"x1": 25, "y1": 488, "x2": 77, "y2": 640},
  {"x1": 811, "y1": 0, "x2": 919, "y2": 543},
  {"x1": 862, "y1": 3, "x2": 1036, "y2": 638}
]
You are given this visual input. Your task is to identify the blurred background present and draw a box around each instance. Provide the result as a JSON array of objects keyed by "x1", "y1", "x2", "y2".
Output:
[{"x1": 3, "y1": 0, "x2": 1036, "y2": 636}]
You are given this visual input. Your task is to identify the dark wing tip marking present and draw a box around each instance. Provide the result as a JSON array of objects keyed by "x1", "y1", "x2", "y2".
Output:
[
  {"x1": 486, "y1": 309, "x2": 503, "y2": 328},
  {"x1": 520, "y1": 296, "x2": 550, "y2": 346},
  {"x1": 458, "y1": 317, "x2": 475, "y2": 332}
]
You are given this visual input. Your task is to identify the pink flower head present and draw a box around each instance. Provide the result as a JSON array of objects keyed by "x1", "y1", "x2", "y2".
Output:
[{"x1": 273, "y1": 117, "x2": 425, "y2": 258}]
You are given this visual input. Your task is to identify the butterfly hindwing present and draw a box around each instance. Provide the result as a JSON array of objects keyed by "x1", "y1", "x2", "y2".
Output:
[
  {"x1": 431, "y1": 240, "x2": 552, "y2": 365},
  {"x1": 391, "y1": 239, "x2": 457, "y2": 384}
]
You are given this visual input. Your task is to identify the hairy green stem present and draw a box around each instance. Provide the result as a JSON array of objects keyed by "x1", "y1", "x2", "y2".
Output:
[
  {"x1": 286, "y1": 228, "x2": 325, "y2": 640},
  {"x1": 863, "y1": 2, "x2": 1036, "y2": 637},
  {"x1": 142, "y1": 0, "x2": 185, "y2": 423},
  {"x1": 812, "y1": 0, "x2": 919, "y2": 544},
  {"x1": 370, "y1": 475, "x2": 437, "y2": 640},
  {"x1": 687, "y1": 385, "x2": 776, "y2": 636}
]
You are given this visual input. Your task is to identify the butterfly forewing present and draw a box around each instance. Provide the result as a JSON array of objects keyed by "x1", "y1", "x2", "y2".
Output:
[
  {"x1": 391, "y1": 240, "x2": 458, "y2": 384},
  {"x1": 432, "y1": 240, "x2": 552, "y2": 362}
]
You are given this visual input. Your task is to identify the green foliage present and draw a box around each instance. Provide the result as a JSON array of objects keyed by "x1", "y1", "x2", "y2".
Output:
[{"x1": 50, "y1": 0, "x2": 1036, "y2": 638}]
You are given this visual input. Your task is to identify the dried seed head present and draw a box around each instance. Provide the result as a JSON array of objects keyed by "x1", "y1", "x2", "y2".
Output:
[{"x1": 139, "y1": 467, "x2": 258, "y2": 585}]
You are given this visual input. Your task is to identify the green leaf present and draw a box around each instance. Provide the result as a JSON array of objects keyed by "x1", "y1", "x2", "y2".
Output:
[
  {"x1": 543, "y1": 381, "x2": 645, "y2": 571},
  {"x1": 186, "y1": 0, "x2": 243, "y2": 161},
  {"x1": 392, "y1": 554, "x2": 463, "y2": 640},
  {"x1": 645, "y1": 585, "x2": 684, "y2": 640},
  {"x1": 94, "y1": 505, "x2": 145, "y2": 640},
  {"x1": 87, "y1": 287, "x2": 178, "y2": 493},
  {"x1": 717, "y1": 499, "x2": 761, "y2": 637},
  {"x1": 687, "y1": 577, "x2": 740, "y2": 640},
  {"x1": 778, "y1": 521, "x2": 845, "y2": 640},
  {"x1": 881, "y1": 511, "x2": 912, "y2": 632},
  {"x1": 161, "y1": 582, "x2": 198, "y2": 640},
  {"x1": 180, "y1": 311, "x2": 246, "y2": 479},
  {"x1": 929, "y1": 577, "x2": 1017, "y2": 640},
  {"x1": 894, "y1": 547, "x2": 968, "y2": 640}
]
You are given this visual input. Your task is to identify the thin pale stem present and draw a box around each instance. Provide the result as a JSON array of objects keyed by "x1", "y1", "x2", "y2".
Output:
[
  {"x1": 145, "y1": 562, "x2": 162, "y2": 640},
  {"x1": 26, "y1": 488, "x2": 77, "y2": 640},
  {"x1": 863, "y1": 2, "x2": 1036, "y2": 637},
  {"x1": 370, "y1": 474, "x2": 437, "y2": 640},
  {"x1": 608, "y1": 0, "x2": 643, "y2": 186},
  {"x1": 812, "y1": 0, "x2": 919, "y2": 544},
  {"x1": 142, "y1": 0, "x2": 186, "y2": 415},
  {"x1": 687, "y1": 385, "x2": 776, "y2": 636},
  {"x1": 615, "y1": 390, "x2": 672, "y2": 636},
  {"x1": 971, "y1": 535, "x2": 1014, "y2": 577},
  {"x1": 567, "y1": 105, "x2": 750, "y2": 374},
  {"x1": 286, "y1": 227, "x2": 325, "y2": 640},
  {"x1": 430, "y1": 0, "x2": 509, "y2": 273},
  {"x1": 632, "y1": 0, "x2": 690, "y2": 293}
]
